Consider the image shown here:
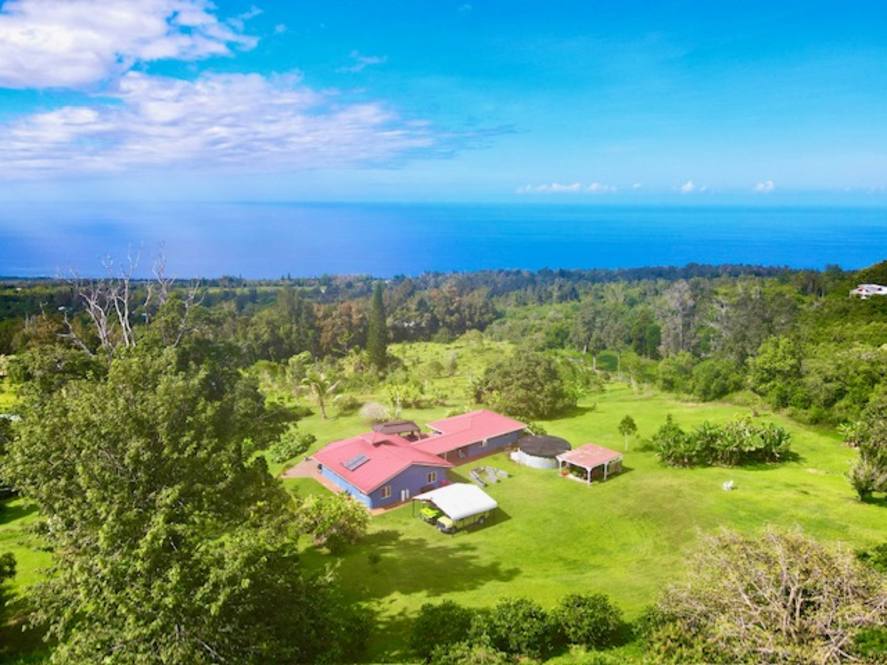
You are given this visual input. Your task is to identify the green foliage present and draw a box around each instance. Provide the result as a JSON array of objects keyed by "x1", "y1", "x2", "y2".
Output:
[
  {"x1": 651, "y1": 415, "x2": 792, "y2": 467},
  {"x1": 410, "y1": 600, "x2": 477, "y2": 661},
  {"x1": 0, "y1": 551, "x2": 15, "y2": 615},
  {"x1": 266, "y1": 424, "x2": 316, "y2": 463},
  {"x1": 367, "y1": 283, "x2": 389, "y2": 372},
  {"x1": 656, "y1": 351, "x2": 695, "y2": 394},
  {"x1": 473, "y1": 597, "x2": 556, "y2": 659},
  {"x1": 857, "y1": 542, "x2": 887, "y2": 574},
  {"x1": 846, "y1": 394, "x2": 887, "y2": 500},
  {"x1": 474, "y1": 352, "x2": 576, "y2": 419},
  {"x1": 646, "y1": 528, "x2": 887, "y2": 664},
  {"x1": 690, "y1": 357, "x2": 744, "y2": 401},
  {"x1": 295, "y1": 492, "x2": 369, "y2": 554},
  {"x1": 428, "y1": 641, "x2": 510, "y2": 665},
  {"x1": 5, "y1": 344, "x2": 357, "y2": 664},
  {"x1": 748, "y1": 335, "x2": 803, "y2": 408},
  {"x1": 553, "y1": 593, "x2": 623, "y2": 649}
]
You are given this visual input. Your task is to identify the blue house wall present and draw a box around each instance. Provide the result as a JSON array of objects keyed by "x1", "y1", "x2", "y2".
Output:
[
  {"x1": 441, "y1": 429, "x2": 522, "y2": 463},
  {"x1": 320, "y1": 463, "x2": 448, "y2": 509}
]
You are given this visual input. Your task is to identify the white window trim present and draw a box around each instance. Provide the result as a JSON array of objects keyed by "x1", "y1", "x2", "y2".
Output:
[
  {"x1": 381, "y1": 485, "x2": 391, "y2": 499},
  {"x1": 427, "y1": 471, "x2": 437, "y2": 483}
]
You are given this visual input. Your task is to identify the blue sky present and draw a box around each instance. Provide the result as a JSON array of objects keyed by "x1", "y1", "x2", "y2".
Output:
[{"x1": 1, "y1": 0, "x2": 886, "y2": 204}]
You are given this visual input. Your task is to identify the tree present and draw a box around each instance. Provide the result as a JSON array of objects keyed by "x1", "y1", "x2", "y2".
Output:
[
  {"x1": 410, "y1": 601, "x2": 476, "y2": 661},
  {"x1": 5, "y1": 344, "x2": 361, "y2": 664},
  {"x1": 645, "y1": 528, "x2": 887, "y2": 664},
  {"x1": 295, "y1": 493, "x2": 369, "y2": 554},
  {"x1": 474, "y1": 352, "x2": 576, "y2": 420},
  {"x1": 266, "y1": 423, "x2": 316, "y2": 464},
  {"x1": 748, "y1": 335, "x2": 803, "y2": 408},
  {"x1": 367, "y1": 283, "x2": 389, "y2": 372},
  {"x1": 618, "y1": 415, "x2": 637, "y2": 451},
  {"x1": 553, "y1": 593, "x2": 623, "y2": 649},
  {"x1": 300, "y1": 367, "x2": 340, "y2": 419},
  {"x1": 429, "y1": 641, "x2": 509, "y2": 665},
  {"x1": 657, "y1": 280, "x2": 696, "y2": 356},
  {"x1": 847, "y1": 397, "x2": 887, "y2": 500}
]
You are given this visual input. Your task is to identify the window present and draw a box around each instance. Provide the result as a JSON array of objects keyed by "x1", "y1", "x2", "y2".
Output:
[
  {"x1": 481, "y1": 438, "x2": 488, "y2": 447},
  {"x1": 427, "y1": 471, "x2": 437, "y2": 483},
  {"x1": 458, "y1": 448, "x2": 467, "y2": 459},
  {"x1": 381, "y1": 485, "x2": 391, "y2": 499}
]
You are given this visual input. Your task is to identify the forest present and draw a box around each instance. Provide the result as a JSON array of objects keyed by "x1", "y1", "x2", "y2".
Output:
[{"x1": 0, "y1": 259, "x2": 885, "y2": 663}]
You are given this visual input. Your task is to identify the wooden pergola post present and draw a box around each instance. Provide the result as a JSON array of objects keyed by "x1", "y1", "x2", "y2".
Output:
[{"x1": 587, "y1": 465, "x2": 591, "y2": 484}]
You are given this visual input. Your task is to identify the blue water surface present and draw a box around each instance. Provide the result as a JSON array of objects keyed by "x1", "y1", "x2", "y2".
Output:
[{"x1": 1, "y1": 202, "x2": 886, "y2": 278}]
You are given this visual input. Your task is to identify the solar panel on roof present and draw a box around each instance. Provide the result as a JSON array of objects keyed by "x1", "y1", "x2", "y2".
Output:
[{"x1": 342, "y1": 454, "x2": 369, "y2": 471}]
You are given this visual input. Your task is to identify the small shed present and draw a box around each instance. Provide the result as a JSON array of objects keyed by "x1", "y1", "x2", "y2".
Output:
[
  {"x1": 414, "y1": 483, "x2": 498, "y2": 533},
  {"x1": 556, "y1": 444, "x2": 623, "y2": 484},
  {"x1": 512, "y1": 435, "x2": 572, "y2": 469},
  {"x1": 373, "y1": 420, "x2": 422, "y2": 440}
]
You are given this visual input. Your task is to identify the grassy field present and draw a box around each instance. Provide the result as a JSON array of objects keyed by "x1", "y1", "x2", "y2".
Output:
[
  {"x1": 279, "y1": 345, "x2": 882, "y2": 662},
  {"x1": 0, "y1": 342, "x2": 883, "y2": 663}
]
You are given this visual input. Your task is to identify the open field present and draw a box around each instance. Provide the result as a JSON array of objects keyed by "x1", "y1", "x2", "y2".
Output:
[
  {"x1": 1, "y1": 342, "x2": 883, "y2": 663},
  {"x1": 283, "y1": 375, "x2": 882, "y2": 661}
]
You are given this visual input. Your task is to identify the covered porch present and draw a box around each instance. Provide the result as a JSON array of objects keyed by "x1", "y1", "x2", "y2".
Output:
[{"x1": 556, "y1": 443, "x2": 623, "y2": 484}]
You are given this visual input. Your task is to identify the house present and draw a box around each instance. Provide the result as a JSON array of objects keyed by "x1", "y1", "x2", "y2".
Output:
[
  {"x1": 413, "y1": 409, "x2": 527, "y2": 462},
  {"x1": 850, "y1": 284, "x2": 887, "y2": 299},
  {"x1": 312, "y1": 432, "x2": 451, "y2": 508}
]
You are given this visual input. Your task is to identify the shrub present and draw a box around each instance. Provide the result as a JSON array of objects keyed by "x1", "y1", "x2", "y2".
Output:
[
  {"x1": 429, "y1": 641, "x2": 510, "y2": 665},
  {"x1": 553, "y1": 593, "x2": 623, "y2": 649},
  {"x1": 474, "y1": 597, "x2": 555, "y2": 658},
  {"x1": 266, "y1": 424, "x2": 316, "y2": 463},
  {"x1": 690, "y1": 358, "x2": 743, "y2": 401},
  {"x1": 657, "y1": 352, "x2": 695, "y2": 394},
  {"x1": 651, "y1": 416, "x2": 792, "y2": 467},
  {"x1": 646, "y1": 528, "x2": 887, "y2": 664},
  {"x1": 410, "y1": 601, "x2": 476, "y2": 661},
  {"x1": 295, "y1": 493, "x2": 369, "y2": 553},
  {"x1": 359, "y1": 401, "x2": 389, "y2": 423},
  {"x1": 335, "y1": 394, "x2": 362, "y2": 416}
]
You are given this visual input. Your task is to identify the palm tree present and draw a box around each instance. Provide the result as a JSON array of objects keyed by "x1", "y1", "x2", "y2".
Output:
[{"x1": 301, "y1": 368, "x2": 340, "y2": 419}]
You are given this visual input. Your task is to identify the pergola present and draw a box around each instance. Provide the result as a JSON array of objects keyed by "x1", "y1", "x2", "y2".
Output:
[{"x1": 556, "y1": 443, "x2": 623, "y2": 484}]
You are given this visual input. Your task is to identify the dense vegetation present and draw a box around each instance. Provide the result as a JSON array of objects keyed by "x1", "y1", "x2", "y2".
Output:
[{"x1": 0, "y1": 259, "x2": 885, "y2": 663}]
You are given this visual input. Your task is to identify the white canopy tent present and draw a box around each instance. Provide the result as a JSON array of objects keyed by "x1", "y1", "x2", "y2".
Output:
[{"x1": 414, "y1": 483, "x2": 497, "y2": 521}]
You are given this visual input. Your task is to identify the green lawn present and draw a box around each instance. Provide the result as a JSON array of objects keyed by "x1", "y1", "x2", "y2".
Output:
[
  {"x1": 286, "y1": 382, "x2": 883, "y2": 662},
  {"x1": 1, "y1": 343, "x2": 883, "y2": 663}
]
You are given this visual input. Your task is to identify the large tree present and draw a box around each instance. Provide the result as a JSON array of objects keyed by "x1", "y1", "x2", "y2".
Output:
[
  {"x1": 645, "y1": 529, "x2": 887, "y2": 664},
  {"x1": 367, "y1": 282, "x2": 389, "y2": 371},
  {"x1": 474, "y1": 352, "x2": 576, "y2": 419},
  {"x1": 5, "y1": 340, "x2": 364, "y2": 664}
]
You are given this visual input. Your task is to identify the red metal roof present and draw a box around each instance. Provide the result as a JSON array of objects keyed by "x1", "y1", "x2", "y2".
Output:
[
  {"x1": 415, "y1": 410, "x2": 526, "y2": 456},
  {"x1": 313, "y1": 432, "x2": 451, "y2": 494},
  {"x1": 556, "y1": 443, "x2": 622, "y2": 469}
]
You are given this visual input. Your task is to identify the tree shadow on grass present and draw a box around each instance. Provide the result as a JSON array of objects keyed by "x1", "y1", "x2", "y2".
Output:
[
  {"x1": 0, "y1": 500, "x2": 36, "y2": 526},
  {"x1": 328, "y1": 528, "x2": 521, "y2": 602}
]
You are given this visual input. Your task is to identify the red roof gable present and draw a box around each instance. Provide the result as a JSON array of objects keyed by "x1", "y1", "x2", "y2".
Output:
[
  {"x1": 415, "y1": 410, "x2": 526, "y2": 456},
  {"x1": 313, "y1": 432, "x2": 451, "y2": 494}
]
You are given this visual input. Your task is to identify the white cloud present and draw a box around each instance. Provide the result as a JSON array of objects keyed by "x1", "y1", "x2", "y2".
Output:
[
  {"x1": 0, "y1": 71, "x2": 437, "y2": 177},
  {"x1": 679, "y1": 180, "x2": 708, "y2": 194},
  {"x1": 632, "y1": 182, "x2": 643, "y2": 190},
  {"x1": 517, "y1": 181, "x2": 619, "y2": 194},
  {"x1": 586, "y1": 181, "x2": 617, "y2": 193},
  {"x1": 0, "y1": 0, "x2": 256, "y2": 89},
  {"x1": 274, "y1": 23, "x2": 287, "y2": 34},
  {"x1": 337, "y1": 50, "x2": 388, "y2": 74},
  {"x1": 517, "y1": 182, "x2": 582, "y2": 194},
  {"x1": 754, "y1": 179, "x2": 775, "y2": 193}
]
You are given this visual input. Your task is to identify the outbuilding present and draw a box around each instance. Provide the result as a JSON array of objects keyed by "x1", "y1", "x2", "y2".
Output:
[
  {"x1": 511, "y1": 434, "x2": 572, "y2": 469},
  {"x1": 556, "y1": 443, "x2": 623, "y2": 484},
  {"x1": 414, "y1": 483, "x2": 498, "y2": 533}
]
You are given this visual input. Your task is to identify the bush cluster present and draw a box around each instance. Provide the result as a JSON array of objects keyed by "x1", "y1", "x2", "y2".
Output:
[
  {"x1": 650, "y1": 415, "x2": 792, "y2": 467},
  {"x1": 413, "y1": 593, "x2": 624, "y2": 662}
]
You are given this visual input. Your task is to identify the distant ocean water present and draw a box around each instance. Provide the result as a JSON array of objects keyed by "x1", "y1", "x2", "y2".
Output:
[{"x1": 1, "y1": 202, "x2": 886, "y2": 278}]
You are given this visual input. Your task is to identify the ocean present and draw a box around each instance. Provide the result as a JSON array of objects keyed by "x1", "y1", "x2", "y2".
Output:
[{"x1": 1, "y1": 202, "x2": 886, "y2": 278}]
